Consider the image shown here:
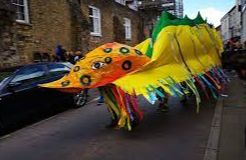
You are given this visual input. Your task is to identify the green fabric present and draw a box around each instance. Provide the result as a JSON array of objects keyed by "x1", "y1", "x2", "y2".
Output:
[{"x1": 146, "y1": 11, "x2": 206, "y2": 58}]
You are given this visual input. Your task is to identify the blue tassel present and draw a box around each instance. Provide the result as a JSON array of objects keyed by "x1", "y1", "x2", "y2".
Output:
[
  {"x1": 149, "y1": 85, "x2": 165, "y2": 98},
  {"x1": 199, "y1": 75, "x2": 218, "y2": 99},
  {"x1": 146, "y1": 87, "x2": 157, "y2": 104}
]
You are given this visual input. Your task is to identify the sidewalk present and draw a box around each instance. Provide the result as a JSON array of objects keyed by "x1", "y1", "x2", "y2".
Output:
[{"x1": 218, "y1": 75, "x2": 246, "y2": 160}]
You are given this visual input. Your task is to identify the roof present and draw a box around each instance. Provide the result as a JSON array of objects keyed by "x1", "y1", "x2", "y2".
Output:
[{"x1": 221, "y1": 5, "x2": 236, "y2": 20}]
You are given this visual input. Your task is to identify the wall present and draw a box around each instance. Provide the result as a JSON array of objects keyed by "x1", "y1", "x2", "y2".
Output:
[
  {"x1": 0, "y1": 0, "x2": 18, "y2": 69},
  {"x1": 229, "y1": 6, "x2": 241, "y2": 38},
  {"x1": 241, "y1": 3, "x2": 246, "y2": 44},
  {"x1": 81, "y1": 0, "x2": 144, "y2": 51},
  {"x1": 0, "y1": 0, "x2": 144, "y2": 69},
  {"x1": 221, "y1": 15, "x2": 230, "y2": 42}
]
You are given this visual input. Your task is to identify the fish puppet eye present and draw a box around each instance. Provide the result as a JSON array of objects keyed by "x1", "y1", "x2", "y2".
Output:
[{"x1": 92, "y1": 61, "x2": 106, "y2": 70}]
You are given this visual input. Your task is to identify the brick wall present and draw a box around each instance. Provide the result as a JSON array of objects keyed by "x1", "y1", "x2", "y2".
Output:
[
  {"x1": 81, "y1": 0, "x2": 144, "y2": 51},
  {"x1": 0, "y1": 0, "x2": 18, "y2": 69},
  {"x1": 27, "y1": 0, "x2": 73, "y2": 59},
  {"x1": 0, "y1": 0, "x2": 144, "y2": 69}
]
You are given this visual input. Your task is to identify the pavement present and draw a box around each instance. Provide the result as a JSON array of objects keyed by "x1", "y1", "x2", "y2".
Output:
[
  {"x1": 217, "y1": 74, "x2": 246, "y2": 160},
  {"x1": 0, "y1": 73, "x2": 245, "y2": 160}
]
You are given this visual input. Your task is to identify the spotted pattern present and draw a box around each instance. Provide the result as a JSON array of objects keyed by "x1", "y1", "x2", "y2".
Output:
[
  {"x1": 80, "y1": 75, "x2": 92, "y2": 86},
  {"x1": 135, "y1": 49, "x2": 143, "y2": 56},
  {"x1": 93, "y1": 62, "x2": 101, "y2": 69},
  {"x1": 122, "y1": 60, "x2": 132, "y2": 70},
  {"x1": 61, "y1": 80, "x2": 70, "y2": 87},
  {"x1": 119, "y1": 47, "x2": 130, "y2": 54},
  {"x1": 103, "y1": 48, "x2": 112, "y2": 53},
  {"x1": 73, "y1": 66, "x2": 80, "y2": 72},
  {"x1": 104, "y1": 57, "x2": 112, "y2": 64}
]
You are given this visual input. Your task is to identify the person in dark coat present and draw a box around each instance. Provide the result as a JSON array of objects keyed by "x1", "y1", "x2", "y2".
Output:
[{"x1": 55, "y1": 44, "x2": 66, "y2": 62}]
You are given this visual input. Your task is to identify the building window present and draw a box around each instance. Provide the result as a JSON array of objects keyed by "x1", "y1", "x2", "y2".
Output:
[
  {"x1": 12, "y1": 0, "x2": 29, "y2": 23},
  {"x1": 89, "y1": 6, "x2": 101, "y2": 36},
  {"x1": 124, "y1": 18, "x2": 131, "y2": 40},
  {"x1": 115, "y1": 0, "x2": 126, "y2": 5}
]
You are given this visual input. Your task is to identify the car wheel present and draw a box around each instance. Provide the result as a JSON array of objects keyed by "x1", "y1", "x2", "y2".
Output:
[{"x1": 73, "y1": 91, "x2": 88, "y2": 108}]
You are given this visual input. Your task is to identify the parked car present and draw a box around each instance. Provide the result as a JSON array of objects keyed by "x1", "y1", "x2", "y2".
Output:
[{"x1": 0, "y1": 62, "x2": 81, "y2": 134}]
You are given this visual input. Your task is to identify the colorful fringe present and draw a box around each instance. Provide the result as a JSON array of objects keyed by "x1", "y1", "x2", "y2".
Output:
[{"x1": 101, "y1": 67, "x2": 227, "y2": 130}]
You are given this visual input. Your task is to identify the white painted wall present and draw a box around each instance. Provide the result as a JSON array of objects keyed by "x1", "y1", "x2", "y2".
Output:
[
  {"x1": 221, "y1": 15, "x2": 230, "y2": 41},
  {"x1": 241, "y1": 1, "x2": 246, "y2": 43},
  {"x1": 229, "y1": 6, "x2": 241, "y2": 38}
]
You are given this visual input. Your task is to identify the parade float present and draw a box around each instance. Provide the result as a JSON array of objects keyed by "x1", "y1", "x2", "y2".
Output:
[{"x1": 40, "y1": 12, "x2": 227, "y2": 130}]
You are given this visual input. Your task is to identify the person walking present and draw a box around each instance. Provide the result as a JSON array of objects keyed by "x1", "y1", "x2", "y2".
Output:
[
  {"x1": 55, "y1": 44, "x2": 66, "y2": 62},
  {"x1": 67, "y1": 51, "x2": 75, "y2": 64}
]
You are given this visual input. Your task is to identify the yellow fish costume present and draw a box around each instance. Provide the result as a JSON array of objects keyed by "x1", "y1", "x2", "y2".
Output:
[{"x1": 41, "y1": 12, "x2": 227, "y2": 130}]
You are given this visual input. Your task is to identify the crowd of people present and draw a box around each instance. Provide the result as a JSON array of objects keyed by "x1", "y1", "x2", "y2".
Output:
[
  {"x1": 224, "y1": 38, "x2": 246, "y2": 51},
  {"x1": 53, "y1": 44, "x2": 84, "y2": 64}
]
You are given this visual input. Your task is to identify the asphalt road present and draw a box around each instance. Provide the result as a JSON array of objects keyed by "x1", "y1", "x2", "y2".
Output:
[{"x1": 0, "y1": 96, "x2": 215, "y2": 160}]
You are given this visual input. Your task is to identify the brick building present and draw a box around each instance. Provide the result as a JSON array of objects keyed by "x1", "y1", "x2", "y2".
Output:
[{"x1": 0, "y1": 0, "x2": 144, "y2": 69}]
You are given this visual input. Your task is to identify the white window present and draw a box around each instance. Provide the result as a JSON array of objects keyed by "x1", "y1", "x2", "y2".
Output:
[
  {"x1": 115, "y1": 0, "x2": 126, "y2": 5},
  {"x1": 124, "y1": 18, "x2": 131, "y2": 40},
  {"x1": 89, "y1": 6, "x2": 101, "y2": 36},
  {"x1": 12, "y1": 0, "x2": 29, "y2": 23}
]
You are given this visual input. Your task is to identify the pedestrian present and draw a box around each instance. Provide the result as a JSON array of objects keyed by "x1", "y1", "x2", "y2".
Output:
[
  {"x1": 55, "y1": 44, "x2": 66, "y2": 62},
  {"x1": 67, "y1": 51, "x2": 75, "y2": 64},
  {"x1": 73, "y1": 51, "x2": 80, "y2": 62}
]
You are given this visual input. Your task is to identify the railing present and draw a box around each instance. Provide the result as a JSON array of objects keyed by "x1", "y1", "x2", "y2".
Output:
[{"x1": 138, "y1": 0, "x2": 175, "y2": 9}]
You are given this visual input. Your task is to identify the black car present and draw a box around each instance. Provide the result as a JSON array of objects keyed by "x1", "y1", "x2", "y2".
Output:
[{"x1": 0, "y1": 62, "x2": 79, "y2": 133}]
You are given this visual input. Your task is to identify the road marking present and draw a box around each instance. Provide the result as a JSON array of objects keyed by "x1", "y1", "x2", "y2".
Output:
[{"x1": 203, "y1": 97, "x2": 223, "y2": 160}]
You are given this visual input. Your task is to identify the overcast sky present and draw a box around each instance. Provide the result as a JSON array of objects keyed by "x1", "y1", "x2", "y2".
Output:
[{"x1": 183, "y1": 0, "x2": 235, "y2": 27}]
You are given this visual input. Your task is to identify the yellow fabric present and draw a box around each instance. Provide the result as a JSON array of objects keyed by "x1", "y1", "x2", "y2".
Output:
[
  {"x1": 134, "y1": 38, "x2": 151, "y2": 53},
  {"x1": 113, "y1": 24, "x2": 223, "y2": 99}
]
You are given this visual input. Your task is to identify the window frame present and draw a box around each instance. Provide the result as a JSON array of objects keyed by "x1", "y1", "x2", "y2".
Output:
[
  {"x1": 124, "y1": 18, "x2": 132, "y2": 40},
  {"x1": 89, "y1": 6, "x2": 102, "y2": 37},
  {"x1": 12, "y1": 0, "x2": 30, "y2": 24}
]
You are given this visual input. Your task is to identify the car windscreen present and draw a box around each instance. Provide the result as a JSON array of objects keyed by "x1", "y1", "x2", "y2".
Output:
[
  {"x1": 47, "y1": 63, "x2": 71, "y2": 76},
  {"x1": 0, "y1": 77, "x2": 10, "y2": 87},
  {"x1": 11, "y1": 65, "x2": 46, "y2": 83},
  {"x1": 0, "y1": 72, "x2": 13, "y2": 83}
]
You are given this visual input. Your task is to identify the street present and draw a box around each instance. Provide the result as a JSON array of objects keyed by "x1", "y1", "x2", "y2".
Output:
[
  {"x1": 0, "y1": 96, "x2": 215, "y2": 160},
  {"x1": 0, "y1": 0, "x2": 246, "y2": 160}
]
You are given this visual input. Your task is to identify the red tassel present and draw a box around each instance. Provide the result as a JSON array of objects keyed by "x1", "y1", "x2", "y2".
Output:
[
  {"x1": 129, "y1": 92, "x2": 143, "y2": 121},
  {"x1": 205, "y1": 72, "x2": 221, "y2": 90},
  {"x1": 194, "y1": 77, "x2": 210, "y2": 100}
]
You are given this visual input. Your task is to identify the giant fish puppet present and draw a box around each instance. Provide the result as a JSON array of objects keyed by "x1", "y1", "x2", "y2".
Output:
[{"x1": 40, "y1": 12, "x2": 227, "y2": 130}]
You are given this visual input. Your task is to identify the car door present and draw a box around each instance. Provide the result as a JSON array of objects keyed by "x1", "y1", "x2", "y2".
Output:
[
  {"x1": 0, "y1": 64, "x2": 47, "y2": 128},
  {"x1": 44, "y1": 63, "x2": 74, "y2": 107}
]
